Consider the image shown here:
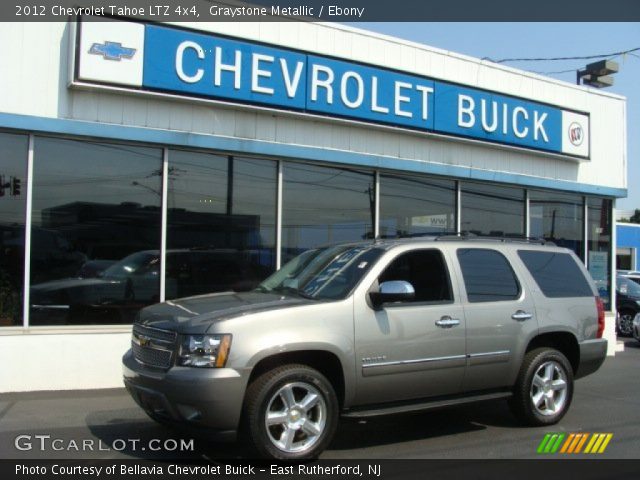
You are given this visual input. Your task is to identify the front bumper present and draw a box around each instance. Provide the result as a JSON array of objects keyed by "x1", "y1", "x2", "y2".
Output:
[
  {"x1": 122, "y1": 349, "x2": 250, "y2": 441},
  {"x1": 575, "y1": 338, "x2": 607, "y2": 380}
]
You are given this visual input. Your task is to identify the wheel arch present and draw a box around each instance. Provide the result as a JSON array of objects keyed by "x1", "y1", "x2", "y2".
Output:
[
  {"x1": 525, "y1": 331, "x2": 580, "y2": 375},
  {"x1": 246, "y1": 349, "x2": 348, "y2": 409}
]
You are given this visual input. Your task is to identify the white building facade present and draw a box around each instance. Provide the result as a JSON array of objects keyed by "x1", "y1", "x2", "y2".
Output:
[{"x1": 0, "y1": 18, "x2": 626, "y2": 391}]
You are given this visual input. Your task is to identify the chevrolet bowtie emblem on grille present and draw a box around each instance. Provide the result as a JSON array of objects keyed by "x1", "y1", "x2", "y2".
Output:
[
  {"x1": 138, "y1": 335, "x2": 151, "y2": 347},
  {"x1": 89, "y1": 41, "x2": 136, "y2": 61}
]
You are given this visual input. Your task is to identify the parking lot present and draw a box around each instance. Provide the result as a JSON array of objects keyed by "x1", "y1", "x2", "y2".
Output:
[{"x1": 1, "y1": 339, "x2": 638, "y2": 460}]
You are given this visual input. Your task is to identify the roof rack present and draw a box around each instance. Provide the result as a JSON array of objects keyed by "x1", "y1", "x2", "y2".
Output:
[
  {"x1": 435, "y1": 233, "x2": 554, "y2": 245},
  {"x1": 386, "y1": 231, "x2": 461, "y2": 239},
  {"x1": 378, "y1": 231, "x2": 556, "y2": 246}
]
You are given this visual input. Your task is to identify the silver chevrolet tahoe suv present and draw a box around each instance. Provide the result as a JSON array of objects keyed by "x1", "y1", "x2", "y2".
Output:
[{"x1": 123, "y1": 237, "x2": 607, "y2": 459}]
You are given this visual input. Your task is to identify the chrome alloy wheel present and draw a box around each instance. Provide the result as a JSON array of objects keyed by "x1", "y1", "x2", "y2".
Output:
[
  {"x1": 530, "y1": 361, "x2": 568, "y2": 416},
  {"x1": 264, "y1": 382, "x2": 327, "y2": 454},
  {"x1": 618, "y1": 313, "x2": 635, "y2": 336}
]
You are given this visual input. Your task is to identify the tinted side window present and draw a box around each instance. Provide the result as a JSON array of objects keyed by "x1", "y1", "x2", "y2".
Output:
[
  {"x1": 518, "y1": 250, "x2": 593, "y2": 298},
  {"x1": 379, "y1": 250, "x2": 453, "y2": 303},
  {"x1": 457, "y1": 249, "x2": 520, "y2": 302}
]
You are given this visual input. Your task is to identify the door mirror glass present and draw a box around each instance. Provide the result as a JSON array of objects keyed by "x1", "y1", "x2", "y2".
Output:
[{"x1": 370, "y1": 280, "x2": 415, "y2": 309}]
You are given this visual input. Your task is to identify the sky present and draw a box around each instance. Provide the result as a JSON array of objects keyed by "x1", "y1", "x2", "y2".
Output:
[{"x1": 354, "y1": 22, "x2": 640, "y2": 211}]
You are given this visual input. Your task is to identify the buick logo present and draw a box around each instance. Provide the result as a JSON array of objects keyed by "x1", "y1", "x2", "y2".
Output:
[{"x1": 568, "y1": 122, "x2": 584, "y2": 147}]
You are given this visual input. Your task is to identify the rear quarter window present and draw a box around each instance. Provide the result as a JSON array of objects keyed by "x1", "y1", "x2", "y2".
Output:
[{"x1": 517, "y1": 250, "x2": 593, "y2": 298}]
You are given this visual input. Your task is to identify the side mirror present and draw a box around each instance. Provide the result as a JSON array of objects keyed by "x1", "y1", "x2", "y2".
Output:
[{"x1": 369, "y1": 280, "x2": 415, "y2": 309}]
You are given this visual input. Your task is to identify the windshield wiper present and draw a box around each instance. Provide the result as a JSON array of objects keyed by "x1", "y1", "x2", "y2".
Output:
[{"x1": 271, "y1": 285, "x2": 315, "y2": 300}]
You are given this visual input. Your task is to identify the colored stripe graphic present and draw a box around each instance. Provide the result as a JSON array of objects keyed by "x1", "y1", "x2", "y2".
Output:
[
  {"x1": 540, "y1": 433, "x2": 612, "y2": 454},
  {"x1": 537, "y1": 433, "x2": 565, "y2": 454},
  {"x1": 560, "y1": 433, "x2": 575, "y2": 453},
  {"x1": 585, "y1": 433, "x2": 613, "y2": 454},
  {"x1": 598, "y1": 434, "x2": 613, "y2": 453},
  {"x1": 574, "y1": 433, "x2": 589, "y2": 453},
  {"x1": 550, "y1": 433, "x2": 565, "y2": 453},
  {"x1": 584, "y1": 433, "x2": 599, "y2": 453}
]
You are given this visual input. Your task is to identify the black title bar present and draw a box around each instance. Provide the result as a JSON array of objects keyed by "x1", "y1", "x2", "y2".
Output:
[
  {"x1": 3, "y1": 0, "x2": 640, "y2": 22},
  {"x1": 4, "y1": 459, "x2": 640, "y2": 480}
]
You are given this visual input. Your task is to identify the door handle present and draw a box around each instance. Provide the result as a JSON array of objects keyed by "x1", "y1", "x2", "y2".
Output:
[
  {"x1": 511, "y1": 310, "x2": 533, "y2": 321},
  {"x1": 435, "y1": 316, "x2": 461, "y2": 328}
]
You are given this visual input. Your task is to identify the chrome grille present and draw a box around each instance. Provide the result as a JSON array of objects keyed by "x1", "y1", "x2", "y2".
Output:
[
  {"x1": 131, "y1": 324, "x2": 177, "y2": 369},
  {"x1": 132, "y1": 342, "x2": 173, "y2": 369},
  {"x1": 133, "y1": 324, "x2": 177, "y2": 343}
]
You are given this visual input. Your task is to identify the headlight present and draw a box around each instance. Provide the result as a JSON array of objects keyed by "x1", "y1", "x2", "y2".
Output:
[{"x1": 177, "y1": 334, "x2": 232, "y2": 368}]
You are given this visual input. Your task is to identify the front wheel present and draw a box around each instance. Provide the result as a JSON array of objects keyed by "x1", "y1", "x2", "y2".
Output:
[
  {"x1": 509, "y1": 348, "x2": 574, "y2": 426},
  {"x1": 242, "y1": 364, "x2": 339, "y2": 460}
]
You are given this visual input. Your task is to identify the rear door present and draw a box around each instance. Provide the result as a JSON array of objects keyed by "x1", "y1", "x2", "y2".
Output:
[{"x1": 453, "y1": 247, "x2": 538, "y2": 392}]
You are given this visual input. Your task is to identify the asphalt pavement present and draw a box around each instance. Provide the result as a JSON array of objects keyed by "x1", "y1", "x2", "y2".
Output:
[{"x1": 1, "y1": 340, "x2": 639, "y2": 460}]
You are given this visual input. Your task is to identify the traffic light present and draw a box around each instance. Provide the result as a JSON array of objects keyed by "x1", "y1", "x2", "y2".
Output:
[{"x1": 11, "y1": 177, "x2": 21, "y2": 196}]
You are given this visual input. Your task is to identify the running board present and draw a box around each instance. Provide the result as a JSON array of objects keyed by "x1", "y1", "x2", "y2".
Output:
[{"x1": 341, "y1": 391, "x2": 512, "y2": 418}]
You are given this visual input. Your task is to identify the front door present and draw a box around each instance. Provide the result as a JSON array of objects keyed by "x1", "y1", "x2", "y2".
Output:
[{"x1": 353, "y1": 248, "x2": 466, "y2": 405}]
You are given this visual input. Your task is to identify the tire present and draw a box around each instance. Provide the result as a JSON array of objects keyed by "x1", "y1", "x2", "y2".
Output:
[
  {"x1": 633, "y1": 319, "x2": 640, "y2": 343},
  {"x1": 242, "y1": 364, "x2": 339, "y2": 460},
  {"x1": 509, "y1": 348, "x2": 574, "y2": 426},
  {"x1": 617, "y1": 310, "x2": 635, "y2": 337}
]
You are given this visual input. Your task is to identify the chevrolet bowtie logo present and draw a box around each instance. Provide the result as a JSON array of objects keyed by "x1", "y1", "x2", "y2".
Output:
[{"x1": 89, "y1": 41, "x2": 136, "y2": 61}]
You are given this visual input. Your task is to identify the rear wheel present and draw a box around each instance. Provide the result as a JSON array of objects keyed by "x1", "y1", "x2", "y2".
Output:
[
  {"x1": 242, "y1": 364, "x2": 339, "y2": 460},
  {"x1": 509, "y1": 348, "x2": 573, "y2": 426}
]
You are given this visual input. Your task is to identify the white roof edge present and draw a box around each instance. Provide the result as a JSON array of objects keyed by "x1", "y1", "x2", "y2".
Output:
[
  {"x1": 166, "y1": 18, "x2": 626, "y2": 102},
  {"x1": 326, "y1": 22, "x2": 626, "y2": 101},
  {"x1": 618, "y1": 222, "x2": 640, "y2": 228}
]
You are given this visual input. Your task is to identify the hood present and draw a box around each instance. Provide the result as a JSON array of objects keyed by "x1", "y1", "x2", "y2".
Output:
[{"x1": 136, "y1": 291, "x2": 313, "y2": 333}]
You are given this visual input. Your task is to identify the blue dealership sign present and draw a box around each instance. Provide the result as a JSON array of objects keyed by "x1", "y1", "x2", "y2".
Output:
[
  {"x1": 144, "y1": 25, "x2": 307, "y2": 109},
  {"x1": 305, "y1": 55, "x2": 435, "y2": 131},
  {"x1": 433, "y1": 82, "x2": 563, "y2": 152},
  {"x1": 76, "y1": 18, "x2": 590, "y2": 159}
]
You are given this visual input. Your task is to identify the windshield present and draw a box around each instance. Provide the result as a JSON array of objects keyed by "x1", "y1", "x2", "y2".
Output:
[
  {"x1": 101, "y1": 251, "x2": 160, "y2": 279},
  {"x1": 617, "y1": 276, "x2": 640, "y2": 297},
  {"x1": 258, "y1": 245, "x2": 384, "y2": 300}
]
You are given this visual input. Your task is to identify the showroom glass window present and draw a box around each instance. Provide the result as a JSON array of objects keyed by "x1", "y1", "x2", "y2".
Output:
[
  {"x1": 587, "y1": 197, "x2": 613, "y2": 308},
  {"x1": 166, "y1": 151, "x2": 277, "y2": 299},
  {"x1": 29, "y1": 137, "x2": 162, "y2": 325},
  {"x1": 379, "y1": 173, "x2": 456, "y2": 238},
  {"x1": 282, "y1": 163, "x2": 374, "y2": 262},
  {"x1": 0, "y1": 133, "x2": 28, "y2": 326},
  {"x1": 460, "y1": 182, "x2": 525, "y2": 237},
  {"x1": 529, "y1": 190, "x2": 584, "y2": 259}
]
